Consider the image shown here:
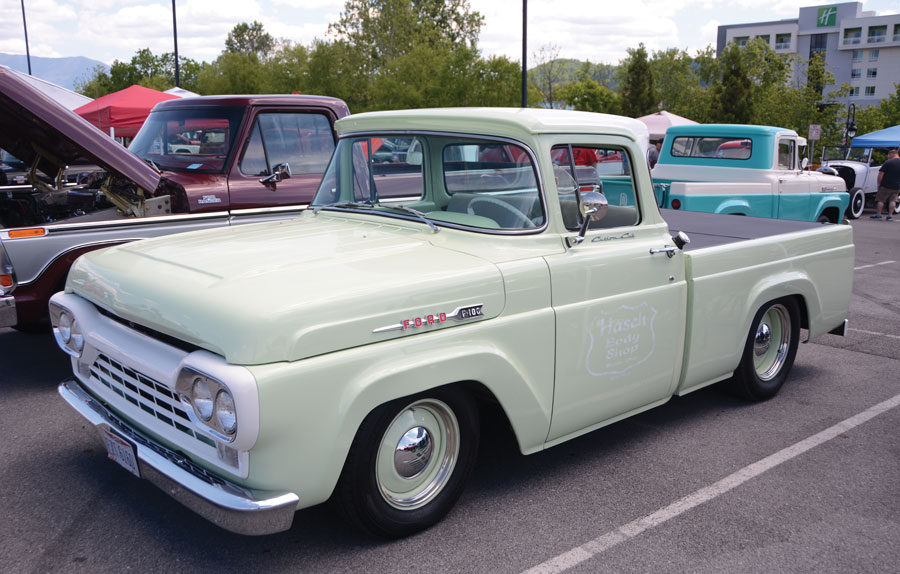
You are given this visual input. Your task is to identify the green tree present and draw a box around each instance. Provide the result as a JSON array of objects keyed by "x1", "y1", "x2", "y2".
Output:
[
  {"x1": 225, "y1": 21, "x2": 275, "y2": 60},
  {"x1": 195, "y1": 52, "x2": 266, "y2": 95},
  {"x1": 76, "y1": 49, "x2": 200, "y2": 97},
  {"x1": 648, "y1": 48, "x2": 702, "y2": 119},
  {"x1": 878, "y1": 82, "x2": 900, "y2": 126},
  {"x1": 558, "y1": 80, "x2": 621, "y2": 114},
  {"x1": 529, "y1": 44, "x2": 564, "y2": 108},
  {"x1": 618, "y1": 43, "x2": 656, "y2": 117},
  {"x1": 710, "y1": 43, "x2": 754, "y2": 123}
]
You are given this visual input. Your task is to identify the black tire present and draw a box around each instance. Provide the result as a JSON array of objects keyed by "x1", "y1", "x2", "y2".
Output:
[
  {"x1": 816, "y1": 213, "x2": 831, "y2": 224},
  {"x1": 335, "y1": 386, "x2": 479, "y2": 538},
  {"x1": 731, "y1": 297, "x2": 801, "y2": 401},
  {"x1": 846, "y1": 187, "x2": 865, "y2": 219}
]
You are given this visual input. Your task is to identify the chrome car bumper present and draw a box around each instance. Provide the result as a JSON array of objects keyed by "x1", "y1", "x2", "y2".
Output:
[
  {"x1": 0, "y1": 295, "x2": 15, "y2": 328},
  {"x1": 59, "y1": 378, "x2": 299, "y2": 536}
]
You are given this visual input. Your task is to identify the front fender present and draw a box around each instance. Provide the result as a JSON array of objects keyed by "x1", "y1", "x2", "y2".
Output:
[
  {"x1": 246, "y1": 311, "x2": 555, "y2": 508},
  {"x1": 811, "y1": 193, "x2": 850, "y2": 221}
]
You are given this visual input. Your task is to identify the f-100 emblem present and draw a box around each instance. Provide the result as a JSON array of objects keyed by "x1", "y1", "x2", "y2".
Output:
[{"x1": 373, "y1": 304, "x2": 484, "y2": 333}]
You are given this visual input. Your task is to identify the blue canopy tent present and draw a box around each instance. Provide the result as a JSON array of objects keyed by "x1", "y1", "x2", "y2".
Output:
[{"x1": 850, "y1": 125, "x2": 900, "y2": 148}]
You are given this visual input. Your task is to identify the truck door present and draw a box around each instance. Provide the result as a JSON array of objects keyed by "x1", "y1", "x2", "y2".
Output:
[
  {"x1": 228, "y1": 110, "x2": 337, "y2": 210},
  {"x1": 775, "y1": 137, "x2": 811, "y2": 220},
  {"x1": 544, "y1": 142, "x2": 687, "y2": 443}
]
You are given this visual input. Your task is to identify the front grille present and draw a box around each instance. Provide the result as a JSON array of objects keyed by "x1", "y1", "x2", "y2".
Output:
[{"x1": 90, "y1": 354, "x2": 216, "y2": 451}]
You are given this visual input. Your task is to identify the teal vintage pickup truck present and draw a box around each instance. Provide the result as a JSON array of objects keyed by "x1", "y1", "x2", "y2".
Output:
[
  {"x1": 653, "y1": 124, "x2": 849, "y2": 222},
  {"x1": 52, "y1": 109, "x2": 853, "y2": 538}
]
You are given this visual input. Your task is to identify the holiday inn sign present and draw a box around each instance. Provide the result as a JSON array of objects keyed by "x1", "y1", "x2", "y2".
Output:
[{"x1": 818, "y1": 6, "x2": 837, "y2": 27}]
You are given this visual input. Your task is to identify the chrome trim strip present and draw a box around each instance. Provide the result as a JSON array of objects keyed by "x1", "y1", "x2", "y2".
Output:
[
  {"x1": 373, "y1": 303, "x2": 485, "y2": 333},
  {"x1": 0, "y1": 295, "x2": 16, "y2": 328},
  {"x1": 59, "y1": 378, "x2": 299, "y2": 536}
]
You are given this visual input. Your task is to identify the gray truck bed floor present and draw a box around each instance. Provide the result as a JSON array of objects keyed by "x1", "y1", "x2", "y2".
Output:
[{"x1": 659, "y1": 209, "x2": 824, "y2": 251}]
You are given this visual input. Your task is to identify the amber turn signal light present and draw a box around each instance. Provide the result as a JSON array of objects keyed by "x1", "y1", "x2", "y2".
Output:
[{"x1": 8, "y1": 228, "x2": 46, "y2": 239}]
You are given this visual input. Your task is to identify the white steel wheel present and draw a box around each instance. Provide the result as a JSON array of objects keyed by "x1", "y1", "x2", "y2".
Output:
[
  {"x1": 731, "y1": 297, "x2": 801, "y2": 401},
  {"x1": 752, "y1": 304, "x2": 791, "y2": 382},
  {"x1": 847, "y1": 188, "x2": 865, "y2": 219},
  {"x1": 375, "y1": 399, "x2": 459, "y2": 510},
  {"x1": 335, "y1": 386, "x2": 479, "y2": 538}
]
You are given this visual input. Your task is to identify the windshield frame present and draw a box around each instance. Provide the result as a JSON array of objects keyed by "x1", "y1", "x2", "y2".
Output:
[
  {"x1": 129, "y1": 106, "x2": 248, "y2": 175},
  {"x1": 311, "y1": 130, "x2": 548, "y2": 236}
]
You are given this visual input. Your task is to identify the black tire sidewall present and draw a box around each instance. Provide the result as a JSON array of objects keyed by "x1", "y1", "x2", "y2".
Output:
[
  {"x1": 336, "y1": 386, "x2": 480, "y2": 538},
  {"x1": 733, "y1": 297, "x2": 801, "y2": 401}
]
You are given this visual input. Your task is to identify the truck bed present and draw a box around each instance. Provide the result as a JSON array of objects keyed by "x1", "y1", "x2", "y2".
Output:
[{"x1": 660, "y1": 208, "x2": 823, "y2": 251}]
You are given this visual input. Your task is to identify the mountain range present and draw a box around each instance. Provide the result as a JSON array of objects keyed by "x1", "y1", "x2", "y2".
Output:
[{"x1": 0, "y1": 53, "x2": 106, "y2": 92}]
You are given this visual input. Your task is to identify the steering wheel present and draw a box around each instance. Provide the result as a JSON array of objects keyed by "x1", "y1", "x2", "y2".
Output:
[{"x1": 467, "y1": 196, "x2": 535, "y2": 228}]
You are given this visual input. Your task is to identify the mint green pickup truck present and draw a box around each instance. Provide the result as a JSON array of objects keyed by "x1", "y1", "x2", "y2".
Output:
[{"x1": 52, "y1": 109, "x2": 853, "y2": 538}]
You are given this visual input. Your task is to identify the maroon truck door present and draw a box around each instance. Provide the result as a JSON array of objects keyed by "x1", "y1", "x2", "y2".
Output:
[{"x1": 227, "y1": 108, "x2": 337, "y2": 209}]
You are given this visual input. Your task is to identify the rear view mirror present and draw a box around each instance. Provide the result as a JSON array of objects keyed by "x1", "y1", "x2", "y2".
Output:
[
  {"x1": 801, "y1": 157, "x2": 809, "y2": 170},
  {"x1": 260, "y1": 162, "x2": 292, "y2": 186},
  {"x1": 406, "y1": 139, "x2": 423, "y2": 166}
]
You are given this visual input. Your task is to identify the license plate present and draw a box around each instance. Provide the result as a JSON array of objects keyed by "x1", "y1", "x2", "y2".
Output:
[{"x1": 102, "y1": 429, "x2": 140, "y2": 478}]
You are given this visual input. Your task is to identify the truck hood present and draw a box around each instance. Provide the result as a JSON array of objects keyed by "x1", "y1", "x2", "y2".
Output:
[
  {"x1": 0, "y1": 66, "x2": 160, "y2": 193},
  {"x1": 67, "y1": 214, "x2": 506, "y2": 364}
]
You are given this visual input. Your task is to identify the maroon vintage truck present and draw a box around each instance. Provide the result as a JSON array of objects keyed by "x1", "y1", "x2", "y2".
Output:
[{"x1": 0, "y1": 65, "x2": 349, "y2": 330}]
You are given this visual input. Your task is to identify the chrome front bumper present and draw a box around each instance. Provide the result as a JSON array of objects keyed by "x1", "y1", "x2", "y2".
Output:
[
  {"x1": 59, "y1": 378, "x2": 300, "y2": 535},
  {"x1": 0, "y1": 295, "x2": 15, "y2": 328}
]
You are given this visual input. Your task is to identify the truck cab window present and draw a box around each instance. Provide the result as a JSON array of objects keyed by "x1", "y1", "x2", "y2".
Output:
[
  {"x1": 778, "y1": 140, "x2": 795, "y2": 170},
  {"x1": 551, "y1": 144, "x2": 640, "y2": 230},
  {"x1": 248, "y1": 113, "x2": 336, "y2": 177}
]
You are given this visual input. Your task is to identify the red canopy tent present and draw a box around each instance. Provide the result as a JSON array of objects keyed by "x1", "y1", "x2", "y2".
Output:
[{"x1": 74, "y1": 85, "x2": 179, "y2": 138}]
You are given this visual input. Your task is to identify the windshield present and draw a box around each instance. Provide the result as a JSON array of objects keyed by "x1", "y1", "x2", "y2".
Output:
[
  {"x1": 129, "y1": 107, "x2": 246, "y2": 174},
  {"x1": 312, "y1": 134, "x2": 544, "y2": 232}
]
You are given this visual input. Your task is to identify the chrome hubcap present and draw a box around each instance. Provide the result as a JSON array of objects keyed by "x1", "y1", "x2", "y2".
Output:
[
  {"x1": 753, "y1": 304, "x2": 791, "y2": 381},
  {"x1": 394, "y1": 426, "x2": 433, "y2": 479},
  {"x1": 754, "y1": 323, "x2": 772, "y2": 356},
  {"x1": 376, "y1": 399, "x2": 459, "y2": 510}
]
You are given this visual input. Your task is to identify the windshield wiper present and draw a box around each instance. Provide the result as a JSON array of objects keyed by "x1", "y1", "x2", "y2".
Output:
[
  {"x1": 312, "y1": 201, "x2": 439, "y2": 233},
  {"x1": 144, "y1": 158, "x2": 161, "y2": 173},
  {"x1": 311, "y1": 201, "x2": 374, "y2": 215},
  {"x1": 383, "y1": 204, "x2": 439, "y2": 234}
]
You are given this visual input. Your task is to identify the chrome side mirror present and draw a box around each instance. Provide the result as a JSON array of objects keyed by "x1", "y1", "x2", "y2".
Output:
[
  {"x1": 801, "y1": 157, "x2": 809, "y2": 170},
  {"x1": 567, "y1": 191, "x2": 608, "y2": 247},
  {"x1": 260, "y1": 162, "x2": 292, "y2": 186}
]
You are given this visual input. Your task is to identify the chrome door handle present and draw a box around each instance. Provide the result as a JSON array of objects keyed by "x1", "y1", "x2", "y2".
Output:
[{"x1": 649, "y1": 245, "x2": 678, "y2": 258}]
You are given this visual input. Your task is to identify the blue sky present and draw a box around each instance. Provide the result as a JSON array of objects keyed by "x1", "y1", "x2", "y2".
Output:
[{"x1": 1, "y1": 0, "x2": 897, "y2": 67}]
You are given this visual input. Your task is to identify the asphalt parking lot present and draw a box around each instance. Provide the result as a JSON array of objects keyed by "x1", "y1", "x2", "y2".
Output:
[{"x1": 1, "y1": 213, "x2": 897, "y2": 574}]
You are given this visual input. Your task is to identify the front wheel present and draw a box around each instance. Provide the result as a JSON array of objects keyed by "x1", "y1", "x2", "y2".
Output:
[
  {"x1": 335, "y1": 386, "x2": 479, "y2": 538},
  {"x1": 846, "y1": 187, "x2": 865, "y2": 219},
  {"x1": 731, "y1": 297, "x2": 801, "y2": 401}
]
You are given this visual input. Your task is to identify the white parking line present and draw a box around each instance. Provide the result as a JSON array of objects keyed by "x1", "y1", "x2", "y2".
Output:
[
  {"x1": 849, "y1": 328, "x2": 900, "y2": 340},
  {"x1": 854, "y1": 260, "x2": 895, "y2": 270},
  {"x1": 523, "y1": 393, "x2": 900, "y2": 574}
]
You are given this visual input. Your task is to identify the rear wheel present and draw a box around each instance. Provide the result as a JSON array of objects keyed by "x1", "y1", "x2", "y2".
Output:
[
  {"x1": 335, "y1": 386, "x2": 479, "y2": 538},
  {"x1": 846, "y1": 187, "x2": 865, "y2": 219},
  {"x1": 731, "y1": 297, "x2": 800, "y2": 401}
]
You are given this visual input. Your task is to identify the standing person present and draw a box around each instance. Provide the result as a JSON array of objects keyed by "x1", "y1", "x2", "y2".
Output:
[{"x1": 871, "y1": 148, "x2": 900, "y2": 221}]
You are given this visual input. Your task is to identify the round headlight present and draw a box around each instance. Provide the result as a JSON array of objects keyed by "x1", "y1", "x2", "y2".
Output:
[
  {"x1": 58, "y1": 312, "x2": 72, "y2": 344},
  {"x1": 215, "y1": 390, "x2": 237, "y2": 434},
  {"x1": 191, "y1": 378, "x2": 214, "y2": 421},
  {"x1": 71, "y1": 321, "x2": 84, "y2": 353}
]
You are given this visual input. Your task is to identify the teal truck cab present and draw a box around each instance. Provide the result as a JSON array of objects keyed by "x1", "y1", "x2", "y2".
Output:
[{"x1": 653, "y1": 124, "x2": 849, "y2": 223}]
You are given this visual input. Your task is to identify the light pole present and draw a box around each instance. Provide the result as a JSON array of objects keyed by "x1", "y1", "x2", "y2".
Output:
[
  {"x1": 20, "y1": 0, "x2": 31, "y2": 75},
  {"x1": 521, "y1": 0, "x2": 527, "y2": 108},
  {"x1": 172, "y1": 0, "x2": 180, "y2": 87}
]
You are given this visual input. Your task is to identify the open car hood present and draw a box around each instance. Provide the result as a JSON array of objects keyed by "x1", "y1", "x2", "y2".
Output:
[{"x1": 0, "y1": 66, "x2": 160, "y2": 193}]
